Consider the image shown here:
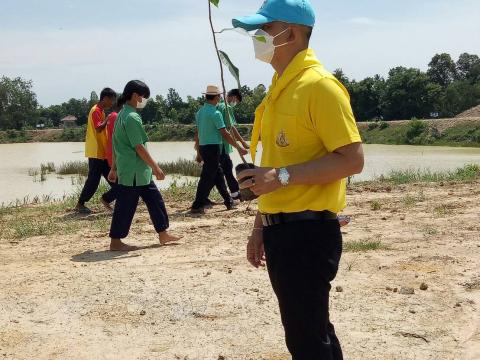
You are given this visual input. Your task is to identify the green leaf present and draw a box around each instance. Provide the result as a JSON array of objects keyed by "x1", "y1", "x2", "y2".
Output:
[
  {"x1": 253, "y1": 35, "x2": 267, "y2": 43},
  {"x1": 218, "y1": 50, "x2": 241, "y2": 89},
  {"x1": 209, "y1": 0, "x2": 220, "y2": 7}
]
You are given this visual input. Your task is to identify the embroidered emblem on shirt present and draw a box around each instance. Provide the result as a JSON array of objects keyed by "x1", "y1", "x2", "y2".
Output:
[{"x1": 276, "y1": 130, "x2": 290, "y2": 147}]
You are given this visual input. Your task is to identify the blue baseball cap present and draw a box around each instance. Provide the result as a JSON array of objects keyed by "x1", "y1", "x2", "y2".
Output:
[{"x1": 232, "y1": 0, "x2": 316, "y2": 31}]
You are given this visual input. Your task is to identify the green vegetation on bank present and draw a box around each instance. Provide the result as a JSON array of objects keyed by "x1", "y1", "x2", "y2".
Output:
[
  {"x1": 158, "y1": 159, "x2": 202, "y2": 177},
  {"x1": 0, "y1": 124, "x2": 253, "y2": 144},
  {"x1": 375, "y1": 164, "x2": 480, "y2": 185},
  {"x1": 360, "y1": 118, "x2": 480, "y2": 147},
  {"x1": 1, "y1": 164, "x2": 479, "y2": 241}
]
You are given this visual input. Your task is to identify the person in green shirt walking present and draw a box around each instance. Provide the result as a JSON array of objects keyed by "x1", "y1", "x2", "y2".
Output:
[
  {"x1": 107, "y1": 80, "x2": 181, "y2": 251},
  {"x1": 217, "y1": 89, "x2": 250, "y2": 201},
  {"x1": 191, "y1": 85, "x2": 248, "y2": 214}
]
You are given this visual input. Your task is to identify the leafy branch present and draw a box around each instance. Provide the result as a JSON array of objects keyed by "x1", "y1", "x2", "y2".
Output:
[{"x1": 208, "y1": 0, "x2": 247, "y2": 163}]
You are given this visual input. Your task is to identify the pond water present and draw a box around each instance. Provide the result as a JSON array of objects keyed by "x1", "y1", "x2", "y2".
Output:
[{"x1": 1, "y1": 142, "x2": 480, "y2": 205}]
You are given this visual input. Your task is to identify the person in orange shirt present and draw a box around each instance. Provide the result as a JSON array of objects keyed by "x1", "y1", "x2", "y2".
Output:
[
  {"x1": 75, "y1": 88, "x2": 118, "y2": 214},
  {"x1": 105, "y1": 98, "x2": 123, "y2": 169}
]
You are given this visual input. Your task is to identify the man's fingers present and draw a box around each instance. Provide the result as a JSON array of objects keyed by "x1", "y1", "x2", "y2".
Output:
[
  {"x1": 237, "y1": 169, "x2": 255, "y2": 181},
  {"x1": 247, "y1": 242, "x2": 261, "y2": 268},
  {"x1": 239, "y1": 178, "x2": 255, "y2": 189}
]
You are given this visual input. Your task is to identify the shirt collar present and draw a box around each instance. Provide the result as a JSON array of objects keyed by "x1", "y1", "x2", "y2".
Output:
[
  {"x1": 124, "y1": 104, "x2": 136, "y2": 112},
  {"x1": 273, "y1": 48, "x2": 322, "y2": 84}
]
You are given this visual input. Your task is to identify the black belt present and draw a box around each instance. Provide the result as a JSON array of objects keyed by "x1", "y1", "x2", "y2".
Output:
[{"x1": 261, "y1": 210, "x2": 337, "y2": 227}]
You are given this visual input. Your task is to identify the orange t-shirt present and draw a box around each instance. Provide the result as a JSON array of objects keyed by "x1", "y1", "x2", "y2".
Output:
[{"x1": 105, "y1": 111, "x2": 118, "y2": 167}]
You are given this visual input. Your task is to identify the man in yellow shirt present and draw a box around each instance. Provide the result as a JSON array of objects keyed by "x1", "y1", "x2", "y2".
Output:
[
  {"x1": 75, "y1": 88, "x2": 117, "y2": 214},
  {"x1": 234, "y1": 1, "x2": 364, "y2": 358}
]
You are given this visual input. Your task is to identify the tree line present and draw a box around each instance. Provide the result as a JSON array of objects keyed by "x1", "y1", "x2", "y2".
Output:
[
  {"x1": 1, "y1": 52, "x2": 479, "y2": 130},
  {"x1": 336, "y1": 52, "x2": 480, "y2": 121}
]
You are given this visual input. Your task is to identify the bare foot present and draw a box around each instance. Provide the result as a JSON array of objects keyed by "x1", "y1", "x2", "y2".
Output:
[
  {"x1": 158, "y1": 231, "x2": 182, "y2": 245},
  {"x1": 110, "y1": 239, "x2": 138, "y2": 251},
  {"x1": 100, "y1": 198, "x2": 113, "y2": 212}
]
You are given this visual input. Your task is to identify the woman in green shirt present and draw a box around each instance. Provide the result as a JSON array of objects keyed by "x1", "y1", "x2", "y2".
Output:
[{"x1": 108, "y1": 80, "x2": 181, "y2": 251}]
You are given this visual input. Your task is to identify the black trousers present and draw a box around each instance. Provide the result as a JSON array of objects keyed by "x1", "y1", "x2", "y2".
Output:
[
  {"x1": 263, "y1": 219, "x2": 343, "y2": 360},
  {"x1": 220, "y1": 147, "x2": 240, "y2": 194},
  {"x1": 109, "y1": 181, "x2": 169, "y2": 239},
  {"x1": 78, "y1": 158, "x2": 117, "y2": 205},
  {"x1": 192, "y1": 144, "x2": 232, "y2": 209}
]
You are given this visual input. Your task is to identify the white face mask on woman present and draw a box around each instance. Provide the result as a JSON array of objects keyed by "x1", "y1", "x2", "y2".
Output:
[
  {"x1": 252, "y1": 28, "x2": 291, "y2": 63},
  {"x1": 137, "y1": 97, "x2": 148, "y2": 109}
]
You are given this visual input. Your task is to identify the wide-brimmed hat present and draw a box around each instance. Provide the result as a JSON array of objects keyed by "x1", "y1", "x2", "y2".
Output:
[{"x1": 203, "y1": 85, "x2": 222, "y2": 95}]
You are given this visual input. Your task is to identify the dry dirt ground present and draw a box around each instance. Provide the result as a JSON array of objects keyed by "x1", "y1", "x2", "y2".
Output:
[{"x1": 1, "y1": 182, "x2": 480, "y2": 360}]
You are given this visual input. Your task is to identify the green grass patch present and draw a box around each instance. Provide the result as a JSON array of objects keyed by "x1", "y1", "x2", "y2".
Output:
[
  {"x1": 370, "y1": 200, "x2": 382, "y2": 211},
  {"x1": 0, "y1": 182, "x2": 112, "y2": 240},
  {"x1": 158, "y1": 159, "x2": 202, "y2": 177},
  {"x1": 10, "y1": 217, "x2": 59, "y2": 239},
  {"x1": 57, "y1": 160, "x2": 89, "y2": 176},
  {"x1": 378, "y1": 164, "x2": 480, "y2": 185},
  {"x1": 423, "y1": 225, "x2": 439, "y2": 236},
  {"x1": 433, "y1": 204, "x2": 454, "y2": 217},
  {"x1": 343, "y1": 239, "x2": 387, "y2": 253}
]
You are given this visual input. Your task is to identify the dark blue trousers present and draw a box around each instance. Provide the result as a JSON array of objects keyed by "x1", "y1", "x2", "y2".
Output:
[
  {"x1": 78, "y1": 158, "x2": 117, "y2": 205},
  {"x1": 109, "y1": 181, "x2": 169, "y2": 239}
]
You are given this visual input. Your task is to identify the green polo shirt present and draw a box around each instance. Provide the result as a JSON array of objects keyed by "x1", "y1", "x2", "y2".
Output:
[
  {"x1": 217, "y1": 101, "x2": 237, "y2": 154},
  {"x1": 113, "y1": 104, "x2": 152, "y2": 186},
  {"x1": 195, "y1": 103, "x2": 226, "y2": 146}
]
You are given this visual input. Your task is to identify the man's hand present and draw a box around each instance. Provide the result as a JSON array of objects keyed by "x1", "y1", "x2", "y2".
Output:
[
  {"x1": 153, "y1": 165, "x2": 165, "y2": 180},
  {"x1": 195, "y1": 152, "x2": 203, "y2": 164},
  {"x1": 237, "y1": 167, "x2": 281, "y2": 196},
  {"x1": 242, "y1": 141, "x2": 250, "y2": 150},
  {"x1": 247, "y1": 229, "x2": 265, "y2": 268},
  {"x1": 107, "y1": 169, "x2": 117, "y2": 183},
  {"x1": 236, "y1": 146, "x2": 248, "y2": 156}
]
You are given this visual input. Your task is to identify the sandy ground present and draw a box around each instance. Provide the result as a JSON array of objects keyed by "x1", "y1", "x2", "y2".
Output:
[{"x1": 1, "y1": 181, "x2": 480, "y2": 360}]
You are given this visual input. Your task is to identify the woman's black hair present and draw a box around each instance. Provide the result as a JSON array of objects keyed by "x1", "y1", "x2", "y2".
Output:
[
  {"x1": 227, "y1": 88, "x2": 242, "y2": 102},
  {"x1": 114, "y1": 95, "x2": 125, "y2": 110},
  {"x1": 118, "y1": 80, "x2": 150, "y2": 105}
]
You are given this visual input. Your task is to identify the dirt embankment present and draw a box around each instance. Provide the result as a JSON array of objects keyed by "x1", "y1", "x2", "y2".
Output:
[
  {"x1": 456, "y1": 105, "x2": 480, "y2": 119},
  {"x1": 357, "y1": 117, "x2": 480, "y2": 134}
]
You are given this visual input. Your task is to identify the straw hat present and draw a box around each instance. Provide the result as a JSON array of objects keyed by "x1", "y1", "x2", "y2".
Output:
[{"x1": 203, "y1": 85, "x2": 222, "y2": 95}]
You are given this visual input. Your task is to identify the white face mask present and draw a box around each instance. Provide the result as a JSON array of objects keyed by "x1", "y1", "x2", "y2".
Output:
[
  {"x1": 137, "y1": 97, "x2": 148, "y2": 109},
  {"x1": 252, "y1": 28, "x2": 291, "y2": 63}
]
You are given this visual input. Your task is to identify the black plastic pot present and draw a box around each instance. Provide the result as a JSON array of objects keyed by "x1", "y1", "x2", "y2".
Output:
[{"x1": 235, "y1": 163, "x2": 258, "y2": 201}]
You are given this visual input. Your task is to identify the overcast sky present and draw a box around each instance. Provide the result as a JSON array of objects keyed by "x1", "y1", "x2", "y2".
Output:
[{"x1": 1, "y1": 0, "x2": 479, "y2": 106}]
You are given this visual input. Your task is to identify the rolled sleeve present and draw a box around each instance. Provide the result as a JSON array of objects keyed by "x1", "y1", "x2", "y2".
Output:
[
  {"x1": 213, "y1": 111, "x2": 226, "y2": 130},
  {"x1": 92, "y1": 108, "x2": 104, "y2": 129},
  {"x1": 311, "y1": 78, "x2": 362, "y2": 152}
]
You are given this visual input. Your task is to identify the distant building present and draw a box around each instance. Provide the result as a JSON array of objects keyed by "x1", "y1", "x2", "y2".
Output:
[{"x1": 60, "y1": 115, "x2": 78, "y2": 128}]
